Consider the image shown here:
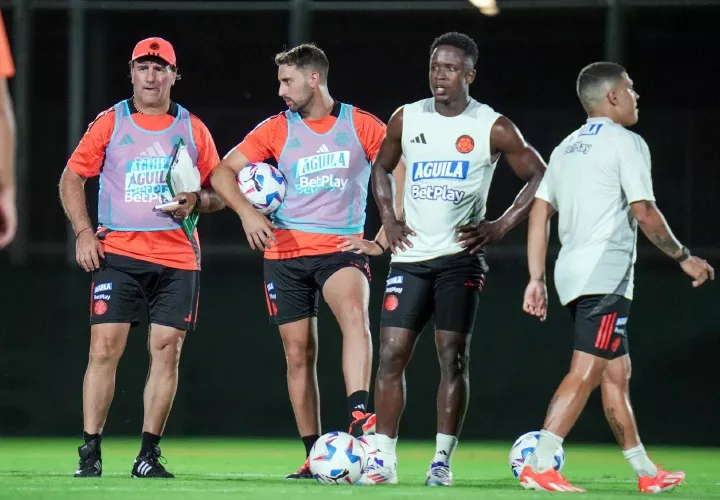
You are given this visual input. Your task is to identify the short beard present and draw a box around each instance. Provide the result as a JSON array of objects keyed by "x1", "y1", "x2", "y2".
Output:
[{"x1": 292, "y1": 93, "x2": 313, "y2": 115}]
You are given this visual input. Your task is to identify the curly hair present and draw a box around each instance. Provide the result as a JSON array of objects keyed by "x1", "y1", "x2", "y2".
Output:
[{"x1": 430, "y1": 32, "x2": 479, "y2": 69}]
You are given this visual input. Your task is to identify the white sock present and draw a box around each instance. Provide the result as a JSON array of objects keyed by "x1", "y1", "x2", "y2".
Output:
[
  {"x1": 374, "y1": 434, "x2": 397, "y2": 465},
  {"x1": 622, "y1": 444, "x2": 657, "y2": 477},
  {"x1": 527, "y1": 430, "x2": 564, "y2": 473},
  {"x1": 433, "y1": 433, "x2": 458, "y2": 467}
]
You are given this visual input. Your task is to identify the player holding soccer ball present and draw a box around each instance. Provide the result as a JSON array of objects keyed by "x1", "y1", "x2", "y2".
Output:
[
  {"x1": 520, "y1": 62, "x2": 714, "y2": 493},
  {"x1": 210, "y1": 43, "x2": 393, "y2": 479},
  {"x1": 354, "y1": 32, "x2": 546, "y2": 486}
]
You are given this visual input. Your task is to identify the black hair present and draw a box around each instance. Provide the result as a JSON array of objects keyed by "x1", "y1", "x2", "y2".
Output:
[{"x1": 430, "y1": 32, "x2": 479, "y2": 69}]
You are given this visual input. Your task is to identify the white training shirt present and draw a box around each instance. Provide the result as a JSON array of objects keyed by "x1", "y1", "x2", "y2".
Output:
[
  {"x1": 536, "y1": 116, "x2": 655, "y2": 305},
  {"x1": 393, "y1": 97, "x2": 501, "y2": 263}
]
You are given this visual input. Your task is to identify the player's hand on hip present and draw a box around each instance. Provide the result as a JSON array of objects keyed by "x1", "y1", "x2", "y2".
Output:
[
  {"x1": 159, "y1": 192, "x2": 197, "y2": 220},
  {"x1": 522, "y1": 279, "x2": 548, "y2": 321},
  {"x1": 239, "y1": 208, "x2": 278, "y2": 250},
  {"x1": 456, "y1": 220, "x2": 505, "y2": 254},
  {"x1": 384, "y1": 218, "x2": 415, "y2": 254},
  {"x1": 0, "y1": 190, "x2": 17, "y2": 249},
  {"x1": 337, "y1": 236, "x2": 383, "y2": 256},
  {"x1": 75, "y1": 229, "x2": 105, "y2": 272},
  {"x1": 680, "y1": 255, "x2": 715, "y2": 287}
]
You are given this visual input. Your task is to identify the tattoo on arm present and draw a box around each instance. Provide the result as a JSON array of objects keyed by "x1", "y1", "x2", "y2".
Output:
[
  {"x1": 635, "y1": 201, "x2": 684, "y2": 259},
  {"x1": 646, "y1": 232, "x2": 682, "y2": 257},
  {"x1": 605, "y1": 407, "x2": 626, "y2": 446}
]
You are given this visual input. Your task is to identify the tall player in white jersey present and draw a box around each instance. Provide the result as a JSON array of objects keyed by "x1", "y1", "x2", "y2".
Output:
[
  {"x1": 353, "y1": 32, "x2": 547, "y2": 486},
  {"x1": 519, "y1": 62, "x2": 714, "y2": 493}
]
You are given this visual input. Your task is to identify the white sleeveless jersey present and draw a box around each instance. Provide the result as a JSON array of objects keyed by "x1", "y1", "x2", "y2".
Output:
[{"x1": 393, "y1": 97, "x2": 501, "y2": 263}]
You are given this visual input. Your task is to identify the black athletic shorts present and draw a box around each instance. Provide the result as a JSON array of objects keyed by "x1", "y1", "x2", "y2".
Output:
[
  {"x1": 379, "y1": 250, "x2": 487, "y2": 334},
  {"x1": 89, "y1": 253, "x2": 200, "y2": 331},
  {"x1": 263, "y1": 252, "x2": 371, "y2": 325},
  {"x1": 567, "y1": 294, "x2": 630, "y2": 360}
]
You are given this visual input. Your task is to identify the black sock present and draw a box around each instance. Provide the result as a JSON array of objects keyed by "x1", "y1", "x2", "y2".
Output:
[
  {"x1": 348, "y1": 390, "x2": 370, "y2": 422},
  {"x1": 83, "y1": 432, "x2": 101, "y2": 448},
  {"x1": 140, "y1": 432, "x2": 161, "y2": 456},
  {"x1": 302, "y1": 434, "x2": 320, "y2": 457}
]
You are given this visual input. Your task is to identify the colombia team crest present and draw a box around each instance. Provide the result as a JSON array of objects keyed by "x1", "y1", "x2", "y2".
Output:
[
  {"x1": 94, "y1": 300, "x2": 108, "y2": 315},
  {"x1": 456, "y1": 135, "x2": 474, "y2": 154},
  {"x1": 384, "y1": 295, "x2": 399, "y2": 311}
]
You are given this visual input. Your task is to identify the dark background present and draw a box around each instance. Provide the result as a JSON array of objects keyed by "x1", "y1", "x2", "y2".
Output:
[{"x1": 0, "y1": 0, "x2": 718, "y2": 445}]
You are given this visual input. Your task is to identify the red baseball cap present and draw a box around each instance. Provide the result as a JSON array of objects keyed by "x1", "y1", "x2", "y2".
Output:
[{"x1": 131, "y1": 37, "x2": 176, "y2": 66}]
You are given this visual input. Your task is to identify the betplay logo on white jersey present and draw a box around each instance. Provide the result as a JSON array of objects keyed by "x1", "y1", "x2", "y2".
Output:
[{"x1": 409, "y1": 160, "x2": 469, "y2": 205}]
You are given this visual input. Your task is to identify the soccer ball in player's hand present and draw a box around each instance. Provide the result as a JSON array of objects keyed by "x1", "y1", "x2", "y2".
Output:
[
  {"x1": 509, "y1": 431, "x2": 565, "y2": 478},
  {"x1": 236, "y1": 162, "x2": 287, "y2": 215},
  {"x1": 309, "y1": 431, "x2": 366, "y2": 485}
]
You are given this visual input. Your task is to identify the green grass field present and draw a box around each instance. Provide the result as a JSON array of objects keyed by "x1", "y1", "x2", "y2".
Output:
[{"x1": 0, "y1": 438, "x2": 717, "y2": 499}]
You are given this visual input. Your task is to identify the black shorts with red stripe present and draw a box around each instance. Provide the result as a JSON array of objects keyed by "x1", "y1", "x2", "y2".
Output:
[
  {"x1": 567, "y1": 294, "x2": 630, "y2": 359},
  {"x1": 263, "y1": 252, "x2": 371, "y2": 325},
  {"x1": 379, "y1": 250, "x2": 487, "y2": 334}
]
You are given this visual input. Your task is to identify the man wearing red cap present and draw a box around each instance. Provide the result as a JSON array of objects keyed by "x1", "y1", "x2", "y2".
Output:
[{"x1": 59, "y1": 37, "x2": 224, "y2": 478}]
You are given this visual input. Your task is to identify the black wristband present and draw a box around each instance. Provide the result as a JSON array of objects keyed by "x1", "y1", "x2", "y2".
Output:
[
  {"x1": 374, "y1": 240, "x2": 387, "y2": 254},
  {"x1": 192, "y1": 191, "x2": 202, "y2": 211},
  {"x1": 676, "y1": 246, "x2": 691, "y2": 263}
]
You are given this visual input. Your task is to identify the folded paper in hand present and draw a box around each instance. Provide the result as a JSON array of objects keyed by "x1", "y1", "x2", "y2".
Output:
[{"x1": 165, "y1": 138, "x2": 201, "y2": 240}]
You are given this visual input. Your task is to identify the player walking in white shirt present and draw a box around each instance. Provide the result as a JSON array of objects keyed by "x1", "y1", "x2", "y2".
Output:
[{"x1": 520, "y1": 61, "x2": 713, "y2": 493}]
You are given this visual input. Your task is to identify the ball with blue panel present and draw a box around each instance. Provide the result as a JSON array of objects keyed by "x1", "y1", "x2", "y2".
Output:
[
  {"x1": 236, "y1": 162, "x2": 287, "y2": 215},
  {"x1": 308, "y1": 431, "x2": 367, "y2": 485},
  {"x1": 509, "y1": 431, "x2": 565, "y2": 478}
]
